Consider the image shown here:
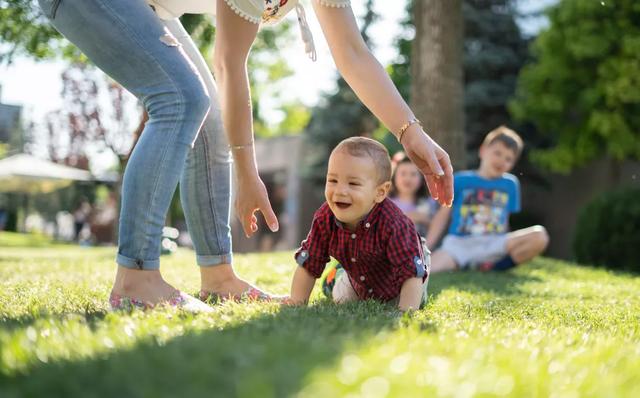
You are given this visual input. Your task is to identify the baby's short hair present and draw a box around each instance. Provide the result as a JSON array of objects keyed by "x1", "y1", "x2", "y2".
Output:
[
  {"x1": 482, "y1": 125, "x2": 524, "y2": 158},
  {"x1": 332, "y1": 137, "x2": 392, "y2": 183}
]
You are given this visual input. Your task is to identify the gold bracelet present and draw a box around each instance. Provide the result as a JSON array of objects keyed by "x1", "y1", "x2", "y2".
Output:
[
  {"x1": 397, "y1": 118, "x2": 422, "y2": 144},
  {"x1": 229, "y1": 141, "x2": 254, "y2": 150}
]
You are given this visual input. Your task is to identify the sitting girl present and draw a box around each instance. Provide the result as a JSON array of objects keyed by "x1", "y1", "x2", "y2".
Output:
[{"x1": 389, "y1": 153, "x2": 438, "y2": 237}]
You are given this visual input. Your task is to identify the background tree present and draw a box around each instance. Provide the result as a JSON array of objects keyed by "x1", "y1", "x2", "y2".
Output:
[
  {"x1": 411, "y1": 0, "x2": 465, "y2": 169},
  {"x1": 0, "y1": 0, "x2": 82, "y2": 64},
  {"x1": 463, "y1": 0, "x2": 532, "y2": 162},
  {"x1": 390, "y1": 0, "x2": 534, "y2": 168},
  {"x1": 510, "y1": 0, "x2": 640, "y2": 174},
  {"x1": 2, "y1": 4, "x2": 303, "y2": 147},
  {"x1": 28, "y1": 63, "x2": 138, "y2": 170}
]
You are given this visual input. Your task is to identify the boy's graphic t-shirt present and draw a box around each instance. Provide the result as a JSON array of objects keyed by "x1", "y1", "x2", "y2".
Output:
[{"x1": 448, "y1": 171, "x2": 520, "y2": 236}]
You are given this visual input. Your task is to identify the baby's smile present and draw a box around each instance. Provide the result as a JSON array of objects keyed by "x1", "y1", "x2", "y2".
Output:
[{"x1": 334, "y1": 201, "x2": 352, "y2": 209}]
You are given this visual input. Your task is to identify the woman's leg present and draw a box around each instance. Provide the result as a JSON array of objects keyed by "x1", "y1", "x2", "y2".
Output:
[
  {"x1": 40, "y1": 0, "x2": 210, "y2": 303},
  {"x1": 164, "y1": 20, "x2": 265, "y2": 296}
]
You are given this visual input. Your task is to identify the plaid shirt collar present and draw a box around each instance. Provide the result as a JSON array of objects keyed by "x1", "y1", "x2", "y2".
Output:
[{"x1": 333, "y1": 201, "x2": 383, "y2": 231}]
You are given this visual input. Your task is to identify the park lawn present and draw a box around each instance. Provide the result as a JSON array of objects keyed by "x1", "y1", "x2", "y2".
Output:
[{"x1": 0, "y1": 233, "x2": 639, "y2": 397}]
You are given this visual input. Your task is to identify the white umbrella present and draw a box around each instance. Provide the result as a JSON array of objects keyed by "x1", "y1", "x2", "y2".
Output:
[{"x1": 0, "y1": 154, "x2": 91, "y2": 194}]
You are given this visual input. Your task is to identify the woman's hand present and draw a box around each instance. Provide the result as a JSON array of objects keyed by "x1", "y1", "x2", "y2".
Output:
[
  {"x1": 402, "y1": 126, "x2": 454, "y2": 207},
  {"x1": 310, "y1": 4, "x2": 454, "y2": 207},
  {"x1": 235, "y1": 173, "x2": 279, "y2": 238}
]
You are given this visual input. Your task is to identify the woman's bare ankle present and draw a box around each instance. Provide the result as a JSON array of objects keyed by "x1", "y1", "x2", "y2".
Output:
[
  {"x1": 200, "y1": 264, "x2": 250, "y2": 295},
  {"x1": 112, "y1": 266, "x2": 177, "y2": 304}
]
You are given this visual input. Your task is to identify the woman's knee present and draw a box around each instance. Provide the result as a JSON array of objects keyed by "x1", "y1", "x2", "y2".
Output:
[
  {"x1": 177, "y1": 77, "x2": 211, "y2": 122},
  {"x1": 146, "y1": 75, "x2": 210, "y2": 122}
]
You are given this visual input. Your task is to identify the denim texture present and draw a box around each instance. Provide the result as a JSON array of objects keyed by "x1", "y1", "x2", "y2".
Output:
[{"x1": 39, "y1": 0, "x2": 233, "y2": 269}]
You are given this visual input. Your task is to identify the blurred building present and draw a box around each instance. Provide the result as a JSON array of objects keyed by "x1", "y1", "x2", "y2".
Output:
[{"x1": 0, "y1": 85, "x2": 24, "y2": 153}]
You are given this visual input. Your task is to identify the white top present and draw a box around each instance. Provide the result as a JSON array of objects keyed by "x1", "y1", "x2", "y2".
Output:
[
  {"x1": 147, "y1": 0, "x2": 350, "y2": 60},
  {"x1": 147, "y1": 0, "x2": 350, "y2": 24}
]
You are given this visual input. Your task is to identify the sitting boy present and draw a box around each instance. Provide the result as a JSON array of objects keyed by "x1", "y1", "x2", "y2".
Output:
[
  {"x1": 287, "y1": 137, "x2": 430, "y2": 311},
  {"x1": 426, "y1": 126, "x2": 549, "y2": 273}
]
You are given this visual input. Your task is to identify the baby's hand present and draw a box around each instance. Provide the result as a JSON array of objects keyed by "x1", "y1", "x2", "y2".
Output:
[
  {"x1": 280, "y1": 296, "x2": 296, "y2": 306},
  {"x1": 280, "y1": 296, "x2": 309, "y2": 307}
]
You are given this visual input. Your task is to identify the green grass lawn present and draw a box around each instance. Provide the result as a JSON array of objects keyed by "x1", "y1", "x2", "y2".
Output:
[{"x1": 1, "y1": 232, "x2": 639, "y2": 397}]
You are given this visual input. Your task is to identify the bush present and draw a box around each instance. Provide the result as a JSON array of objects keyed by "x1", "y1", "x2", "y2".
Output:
[{"x1": 573, "y1": 186, "x2": 640, "y2": 272}]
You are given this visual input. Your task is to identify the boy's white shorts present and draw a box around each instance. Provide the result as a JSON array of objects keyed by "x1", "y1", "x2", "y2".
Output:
[{"x1": 440, "y1": 234, "x2": 508, "y2": 269}]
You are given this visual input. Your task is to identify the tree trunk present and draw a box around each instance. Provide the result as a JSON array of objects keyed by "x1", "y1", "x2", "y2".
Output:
[{"x1": 411, "y1": 0, "x2": 466, "y2": 169}]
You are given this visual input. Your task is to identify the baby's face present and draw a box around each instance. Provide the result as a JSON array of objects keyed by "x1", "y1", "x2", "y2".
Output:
[{"x1": 325, "y1": 151, "x2": 389, "y2": 230}]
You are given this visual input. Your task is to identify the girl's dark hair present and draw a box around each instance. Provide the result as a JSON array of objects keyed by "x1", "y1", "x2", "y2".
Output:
[{"x1": 389, "y1": 152, "x2": 428, "y2": 202}]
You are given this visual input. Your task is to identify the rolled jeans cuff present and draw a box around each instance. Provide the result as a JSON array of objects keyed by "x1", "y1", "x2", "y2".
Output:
[
  {"x1": 116, "y1": 253, "x2": 160, "y2": 270},
  {"x1": 197, "y1": 252, "x2": 233, "y2": 267}
]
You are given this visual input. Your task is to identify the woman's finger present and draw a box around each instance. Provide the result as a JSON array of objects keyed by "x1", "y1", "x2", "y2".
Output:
[
  {"x1": 424, "y1": 145, "x2": 445, "y2": 178},
  {"x1": 425, "y1": 174, "x2": 440, "y2": 202},
  {"x1": 260, "y1": 198, "x2": 279, "y2": 232},
  {"x1": 242, "y1": 218, "x2": 252, "y2": 237},
  {"x1": 243, "y1": 209, "x2": 256, "y2": 237},
  {"x1": 418, "y1": 152, "x2": 443, "y2": 202},
  {"x1": 440, "y1": 155, "x2": 454, "y2": 206}
]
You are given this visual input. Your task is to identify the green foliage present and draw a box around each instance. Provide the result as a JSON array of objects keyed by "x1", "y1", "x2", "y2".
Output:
[
  {"x1": 268, "y1": 103, "x2": 311, "y2": 137},
  {"x1": 179, "y1": 14, "x2": 216, "y2": 56},
  {"x1": 387, "y1": 1, "x2": 413, "y2": 102},
  {"x1": 0, "y1": 0, "x2": 82, "y2": 63},
  {"x1": 462, "y1": 0, "x2": 532, "y2": 158},
  {"x1": 1, "y1": 4, "x2": 301, "y2": 138},
  {"x1": 511, "y1": 0, "x2": 640, "y2": 173},
  {"x1": 0, "y1": 143, "x2": 8, "y2": 158},
  {"x1": 573, "y1": 186, "x2": 640, "y2": 272},
  {"x1": 388, "y1": 0, "x2": 532, "y2": 168},
  {"x1": 179, "y1": 15, "x2": 301, "y2": 138},
  {"x1": 1, "y1": 247, "x2": 639, "y2": 396}
]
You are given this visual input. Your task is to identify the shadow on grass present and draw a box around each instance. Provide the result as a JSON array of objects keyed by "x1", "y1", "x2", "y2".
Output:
[
  {"x1": 0, "y1": 310, "x2": 109, "y2": 333},
  {"x1": 0, "y1": 301, "x2": 431, "y2": 397},
  {"x1": 428, "y1": 266, "x2": 543, "y2": 300}
]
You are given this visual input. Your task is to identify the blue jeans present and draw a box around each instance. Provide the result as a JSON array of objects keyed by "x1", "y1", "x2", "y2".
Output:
[{"x1": 39, "y1": 0, "x2": 233, "y2": 269}]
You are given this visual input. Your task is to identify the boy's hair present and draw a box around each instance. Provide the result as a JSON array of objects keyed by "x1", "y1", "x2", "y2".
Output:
[
  {"x1": 332, "y1": 137, "x2": 392, "y2": 183},
  {"x1": 482, "y1": 126, "x2": 524, "y2": 158}
]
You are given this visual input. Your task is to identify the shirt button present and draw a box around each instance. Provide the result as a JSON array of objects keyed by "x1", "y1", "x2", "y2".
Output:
[
  {"x1": 360, "y1": 275, "x2": 365, "y2": 281},
  {"x1": 351, "y1": 257, "x2": 356, "y2": 262},
  {"x1": 417, "y1": 259, "x2": 422, "y2": 264},
  {"x1": 365, "y1": 223, "x2": 370, "y2": 228},
  {"x1": 351, "y1": 233, "x2": 356, "y2": 239},
  {"x1": 368, "y1": 288, "x2": 373, "y2": 293},
  {"x1": 301, "y1": 252, "x2": 307, "y2": 257}
]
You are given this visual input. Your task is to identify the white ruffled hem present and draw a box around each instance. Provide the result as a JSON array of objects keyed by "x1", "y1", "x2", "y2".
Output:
[
  {"x1": 222, "y1": 0, "x2": 261, "y2": 24},
  {"x1": 314, "y1": 0, "x2": 350, "y2": 8}
]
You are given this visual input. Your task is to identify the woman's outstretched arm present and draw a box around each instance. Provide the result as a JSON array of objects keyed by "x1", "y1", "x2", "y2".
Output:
[
  {"x1": 311, "y1": 2, "x2": 454, "y2": 207},
  {"x1": 213, "y1": 0, "x2": 279, "y2": 237}
]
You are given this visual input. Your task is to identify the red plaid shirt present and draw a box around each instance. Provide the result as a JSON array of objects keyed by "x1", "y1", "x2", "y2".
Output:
[{"x1": 295, "y1": 198, "x2": 429, "y2": 301}]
